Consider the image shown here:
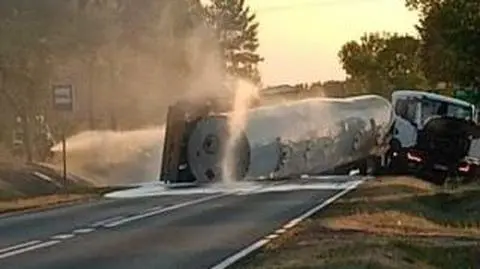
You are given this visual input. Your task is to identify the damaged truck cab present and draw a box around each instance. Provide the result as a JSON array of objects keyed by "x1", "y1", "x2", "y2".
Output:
[{"x1": 390, "y1": 90, "x2": 480, "y2": 184}]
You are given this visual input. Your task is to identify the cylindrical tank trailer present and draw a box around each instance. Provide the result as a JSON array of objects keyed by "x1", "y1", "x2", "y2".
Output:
[{"x1": 182, "y1": 94, "x2": 394, "y2": 184}]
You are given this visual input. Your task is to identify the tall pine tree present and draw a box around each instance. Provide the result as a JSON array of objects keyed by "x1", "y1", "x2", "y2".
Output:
[{"x1": 205, "y1": 0, "x2": 263, "y2": 85}]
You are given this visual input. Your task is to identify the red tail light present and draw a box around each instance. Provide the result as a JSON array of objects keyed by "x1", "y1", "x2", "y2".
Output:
[{"x1": 459, "y1": 163, "x2": 470, "y2": 172}]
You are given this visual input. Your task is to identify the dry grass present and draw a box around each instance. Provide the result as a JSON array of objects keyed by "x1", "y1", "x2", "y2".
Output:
[
  {"x1": 0, "y1": 194, "x2": 95, "y2": 214},
  {"x1": 235, "y1": 176, "x2": 480, "y2": 269},
  {"x1": 0, "y1": 186, "x2": 127, "y2": 215}
]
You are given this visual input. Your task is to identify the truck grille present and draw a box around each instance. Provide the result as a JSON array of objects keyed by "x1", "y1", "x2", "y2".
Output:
[{"x1": 430, "y1": 137, "x2": 468, "y2": 161}]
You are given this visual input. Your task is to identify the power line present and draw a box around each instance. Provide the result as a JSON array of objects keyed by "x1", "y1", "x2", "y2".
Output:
[{"x1": 254, "y1": 0, "x2": 383, "y2": 13}]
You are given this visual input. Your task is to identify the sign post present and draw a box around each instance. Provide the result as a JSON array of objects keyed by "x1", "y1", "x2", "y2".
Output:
[{"x1": 52, "y1": 85, "x2": 74, "y2": 191}]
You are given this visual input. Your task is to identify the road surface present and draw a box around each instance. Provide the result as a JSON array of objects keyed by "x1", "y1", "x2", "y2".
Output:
[{"x1": 0, "y1": 177, "x2": 364, "y2": 269}]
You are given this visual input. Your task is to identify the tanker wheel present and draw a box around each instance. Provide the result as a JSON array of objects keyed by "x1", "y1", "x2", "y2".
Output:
[{"x1": 359, "y1": 157, "x2": 380, "y2": 176}]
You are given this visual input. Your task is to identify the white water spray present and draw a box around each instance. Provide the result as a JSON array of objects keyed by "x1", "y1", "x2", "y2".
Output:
[
  {"x1": 50, "y1": 127, "x2": 165, "y2": 186},
  {"x1": 221, "y1": 79, "x2": 259, "y2": 185}
]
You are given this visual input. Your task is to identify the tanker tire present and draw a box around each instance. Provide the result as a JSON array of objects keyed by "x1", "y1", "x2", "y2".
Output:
[{"x1": 359, "y1": 157, "x2": 380, "y2": 176}]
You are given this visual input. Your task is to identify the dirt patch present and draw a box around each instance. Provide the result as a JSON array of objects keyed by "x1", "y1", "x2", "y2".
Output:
[{"x1": 235, "y1": 176, "x2": 480, "y2": 269}]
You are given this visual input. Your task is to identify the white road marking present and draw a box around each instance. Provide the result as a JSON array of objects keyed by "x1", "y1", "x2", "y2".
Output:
[
  {"x1": 104, "y1": 193, "x2": 230, "y2": 228},
  {"x1": 0, "y1": 240, "x2": 60, "y2": 260},
  {"x1": 283, "y1": 219, "x2": 301, "y2": 229},
  {"x1": 284, "y1": 180, "x2": 363, "y2": 225},
  {"x1": 143, "y1": 205, "x2": 165, "y2": 213},
  {"x1": 32, "y1": 172, "x2": 62, "y2": 187},
  {"x1": 0, "y1": 241, "x2": 42, "y2": 254},
  {"x1": 209, "y1": 179, "x2": 365, "y2": 269},
  {"x1": 32, "y1": 172, "x2": 53, "y2": 182},
  {"x1": 50, "y1": 234, "x2": 75, "y2": 240},
  {"x1": 245, "y1": 181, "x2": 361, "y2": 193},
  {"x1": 275, "y1": 229, "x2": 286, "y2": 234},
  {"x1": 266, "y1": 234, "x2": 279, "y2": 240},
  {"x1": 73, "y1": 228, "x2": 95, "y2": 234},
  {"x1": 210, "y1": 239, "x2": 271, "y2": 269},
  {"x1": 91, "y1": 216, "x2": 125, "y2": 227}
]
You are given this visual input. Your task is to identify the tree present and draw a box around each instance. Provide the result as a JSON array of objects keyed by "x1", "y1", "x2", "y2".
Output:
[
  {"x1": 204, "y1": 0, "x2": 263, "y2": 84},
  {"x1": 338, "y1": 32, "x2": 427, "y2": 97},
  {"x1": 407, "y1": 0, "x2": 480, "y2": 87},
  {"x1": 322, "y1": 80, "x2": 347, "y2": 98},
  {"x1": 378, "y1": 35, "x2": 427, "y2": 88},
  {"x1": 0, "y1": 0, "x2": 212, "y2": 161},
  {"x1": 0, "y1": 1, "x2": 73, "y2": 161}
]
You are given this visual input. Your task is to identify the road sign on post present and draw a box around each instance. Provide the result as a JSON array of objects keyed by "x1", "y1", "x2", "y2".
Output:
[
  {"x1": 53, "y1": 85, "x2": 74, "y2": 192},
  {"x1": 53, "y1": 85, "x2": 74, "y2": 112}
]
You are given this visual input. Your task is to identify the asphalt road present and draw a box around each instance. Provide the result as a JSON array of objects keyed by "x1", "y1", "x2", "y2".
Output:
[{"x1": 0, "y1": 177, "x2": 363, "y2": 269}]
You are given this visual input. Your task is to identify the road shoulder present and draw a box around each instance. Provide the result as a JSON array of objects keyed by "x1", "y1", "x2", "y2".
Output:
[{"x1": 234, "y1": 177, "x2": 480, "y2": 269}]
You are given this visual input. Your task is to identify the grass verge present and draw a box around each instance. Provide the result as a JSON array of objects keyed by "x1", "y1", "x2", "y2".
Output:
[
  {"x1": 235, "y1": 176, "x2": 480, "y2": 269},
  {"x1": 0, "y1": 186, "x2": 128, "y2": 215}
]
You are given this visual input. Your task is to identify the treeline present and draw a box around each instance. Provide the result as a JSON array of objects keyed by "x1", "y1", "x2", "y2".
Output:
[
  {"x1": 0, "y1": 0, "x2": 262, "y2": 161},
  {"x1": 337, "y1": 0, "x2": 480, "y2": 97},
  {"x1": 261, "y1": 80, "x2": 356, "y2": 102}
]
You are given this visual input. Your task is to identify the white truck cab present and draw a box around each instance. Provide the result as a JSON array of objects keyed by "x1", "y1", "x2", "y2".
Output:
[
  {"x1": 392, "y1": 90, "x2": 476, "y2": 146},
  {"x1": 390, "y1": 90, "x2": 479, "y2": 182}
]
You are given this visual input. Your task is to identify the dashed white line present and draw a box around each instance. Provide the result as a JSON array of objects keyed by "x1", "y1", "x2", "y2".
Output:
[
  {"x1": 143, "y1": 205, "x2": 165, "y2": 213},
  {"x1": 209, "y1": 179, "x2": 365, "y2": 269},
  {"x1": 50, "y1": 234, "x2": 75, "y2": 240},
  {"x1": 91, "y1": 216, "x2": 125, "y2": 227},
  {"x1": 0, "y1": 241, "x2": 42, "y2": 254},
  {"x1": 104, "y1": 193, "x2": 229, "y2": 228},
  {"x1": 73, "y1": 228, "x2": 95, "y2": 234},
  {"x1": 0, "y1": 240, "x2": 60, "y2": 260},
  {"x1": 275, "y1": 228, "x2": 286, "y2": 234}
]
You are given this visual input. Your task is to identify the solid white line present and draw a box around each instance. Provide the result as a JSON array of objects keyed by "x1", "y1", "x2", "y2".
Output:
[
  {"x1": 0, "y1": 240, "x2": 60, "y2": 260},
  {"x1": 209, "y1": 179, "x2": 365, "y2": 269},
  {"x1": 50, "y1": 234, "x2": 75, "y2": 240},
  {"x1": 286, "y1": 180, "x2": 363, "y2": 224},
  {"x1": 275, "y1": 229, "x2": 286, "y2": 234},
  {"x1": 104, "y1": 193, "x2": 230, "y2": 228},
  {"x1": 73, "y1": 228, "x2": 95, "y2": 234},
  {"x1": 0, "y1": 241, "x2": 42, "y2": 254},
  {"x1": 283, "y1": 219, "x2": 301, "y2": 229},
  {"x1": 266, "y1": 234, "x2": 279, "y2": 240},
  {"x1": 210, "y1": 239, "x2": 271, "y2": 269}
]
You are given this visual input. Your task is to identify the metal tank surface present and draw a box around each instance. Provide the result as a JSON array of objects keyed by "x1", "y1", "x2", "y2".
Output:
[{"x1": 186, "y1": 95, "x2": 394, "y2": 183}]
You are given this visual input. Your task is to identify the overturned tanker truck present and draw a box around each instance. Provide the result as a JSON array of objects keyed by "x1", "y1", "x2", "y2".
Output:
[{"x1": 159, "y1": 95, "x2": 395, "y2": 185}]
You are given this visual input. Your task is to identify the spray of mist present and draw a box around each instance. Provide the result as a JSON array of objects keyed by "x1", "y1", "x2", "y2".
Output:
[
  {"x1": 50, "y1": 127, "x2": 165, "y2": 186},
  {"x1": 47, "y1": 5, "x2": 231, "y2": 186},
  {"x1": 221, "y1": 79, "x2": 259, "y2": 184}
]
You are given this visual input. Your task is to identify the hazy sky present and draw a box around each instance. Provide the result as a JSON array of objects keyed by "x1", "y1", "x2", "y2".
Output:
[{"x1": 246, "y1": 0, "x2": 420, "y2": 86}]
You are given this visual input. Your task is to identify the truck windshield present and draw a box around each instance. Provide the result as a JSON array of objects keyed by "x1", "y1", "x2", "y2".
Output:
[{"x1": 420, "y1": 98, "x2": 473, "y2": 122}]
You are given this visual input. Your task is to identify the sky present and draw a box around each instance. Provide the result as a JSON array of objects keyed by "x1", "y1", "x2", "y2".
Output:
[{"x1": 245, "y1": 0, "x2": 420, "y2": 86}]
